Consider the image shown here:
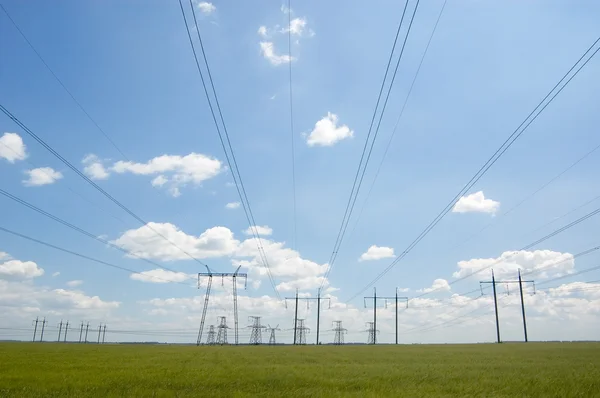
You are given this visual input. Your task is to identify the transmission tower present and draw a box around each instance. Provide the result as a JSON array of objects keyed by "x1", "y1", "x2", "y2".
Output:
[
  {"x1": 285, "y1": 289, "x2": 330, "y2": 344},
  {"x1": 480, "y1": 269, "x2": 535, "y2": 343},
  {"x1": 365, "y1": 322, "x2": 379, "y2": 345},
  {"x1": 266, "y1": 324, "x2": 280, "y2": 345},
  {"x1": 32, "y1": 317, "x2": 39, "y2": 342},
  {"x1": 39, "y1": 317, "x2": 47, "y2": 342},
  {"x1": 216, "y1": 316, "x2": 229, "y2": 345},
  {"x1": 206, "y1": 325, "x2": 216, "y2": 345},
  {"x1": 63, "y1": 321, "x2": 69, "y2": 342},
  {"x1": 84, "y1": 322, "x2": 90, "y2": 343},
  {"x1": 332, "y1": 321, "x2": 347, "y2": 345},
  {"x1": 197, "y1": 266, "x2": 247, "y2": 345},
  {"x1": 78, "y1": 321, "x2": 84, "y2": 343},
  {"x1": 296, "y1": 319, "x2": 310, "y2": 345},
  {"x1": 248, "y1": 316, "x2": 266, "y2": 345},
  {"x1": 57, "y1": 320, "x2": 64, "y2": 342},
  {"x1": 102, "y1": 325, "x2": 107, "y2": 344}
]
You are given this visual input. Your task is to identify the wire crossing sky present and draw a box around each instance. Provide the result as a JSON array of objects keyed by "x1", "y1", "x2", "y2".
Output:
[{"x1": 0, "y1": 0, "x2": 599, "y2": 344}]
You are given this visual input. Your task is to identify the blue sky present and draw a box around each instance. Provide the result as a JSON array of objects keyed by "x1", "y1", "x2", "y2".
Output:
[{"x1": 1, "y1": 0, "x2": 600, "y2": 344}]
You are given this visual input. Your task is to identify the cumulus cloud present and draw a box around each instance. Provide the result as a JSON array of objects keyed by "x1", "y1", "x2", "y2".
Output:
[
  {"x1": 52, "y1": 271, "x2": 60, "y2": 277},
  {"x1": 112, "y1": 222, "x2": 239, "y2": 261},
  {"x1": 51, "y1": 289, "x2": 120, "y2": 310},
  {"x1": 130, "y1": 269, "x2": 194, "y2": 284},
  {"x1": 305, "y1": 112, "x2": 353, "y2": 147},
  {"x1": 0, "y1": 132, "x2": 27, "y2": 163},
  {"x1": 0, "y1": 256, "x2": 44, "y2": 280},
  {"x1": 259, "y1": 41, "x2": 293, "y2": 66},
  {"x1": 359, "y1": 245, "x2": 395, "y2": 261},
  {"x1": 197, "y1": 1, "x2": 216, "y2": 14},
  {"x1": 226, "y1": 202, "x2": 241, "y2": 209},
  {"x1": 418, "y1": 279, "x2": 451, "y2": 293},
  {"x1": 452, "y1": 191, "x2": 500, "y2": 214},
  {"x1": 276, "y1": 276, "x2": 328, "y2": 292},
  {"x1": 82, "y1": 154, "x2": 110, "y2": 180},
  {"x1": 112, "y1": 153, "x2": 223, "y2": 197},
  {"x1": 66, "y1": 280, "x2": 83, "y2": 287},
  {"x1": 23, "y1": 167, "x2": 63, "y2": 186},
  {"x1": 453, "y1": 250, "x2": 575, "y2": 279},
  {"x1": 244, "y1": 226, "x2": 273, "y2": 236},
  {"x1": 257, "y1": 7, "x2": 313, "y2": 66}
]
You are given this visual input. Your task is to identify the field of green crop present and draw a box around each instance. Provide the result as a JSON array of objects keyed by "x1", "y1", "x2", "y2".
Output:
[{"x1": 0, "y1": 342, "x2": 598, "y2": 397}]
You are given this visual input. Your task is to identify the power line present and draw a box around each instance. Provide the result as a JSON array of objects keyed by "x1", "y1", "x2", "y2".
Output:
[
  {"x1": 321, "y1": 0, "x2": 421, "y2": 291},
  {"x1": 345, "y1": 35, "x2": 600, "y2": 302},
  {"x1": 0, "y1": 103, "x2": 213, "y2": 273},
  {"x1": 178, "y1": 0, "x2": 279, "y2": 298},
  {"x1": 0, "y1": 224, "x2": 195, "y2": 286},
  {"x1": 348, "y1": 0, "x2": 448, "y2": 241},
  {"x1": 287, "y1": 0, "x2": 298, "y2": 251},
  {"x1": 0, "y1": 3, "x2": 128, "y2": 160},
  {"x1": 0, "y1": 187, "x2": 187, "y2": 276}
]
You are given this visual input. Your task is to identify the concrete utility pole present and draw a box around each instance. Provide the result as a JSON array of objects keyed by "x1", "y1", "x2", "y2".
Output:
[
  {"x1": 480, "y1": 269, "x2": 535, "y2": 343},
  {"x1": 32, "y1": 317, "x2": 39, "y2": 342},
  {"x1": 63, "y1": 321, "x2": 69, "y2": 342},
  {"x1": 196, "y1": 266, "x2": 247, "y2": 345},
  {"x1": 39, "y1": 317, "x2": 47, "y2": 342},
  {"x1": 57, "y1": 320, "x2": 63, "y2": 342},
  {"x1": 285, "y1": 291, "x2": 330, "y2": 345},
  {"x1": 84, "y1": 322, "x2": 90, "y2": 343},
  {"x1": 373, "y1": 288, "x2": 409, "y2": 345}
]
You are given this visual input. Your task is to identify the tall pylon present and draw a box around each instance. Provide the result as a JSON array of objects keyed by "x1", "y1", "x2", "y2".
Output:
[
  {"x1": 365, "y1": 321, "x2": 378, "y2": 345},
  {"x1": 248, "y1": 316, "x2": 266, "y2": 345},
  {"x1": 206, "y1": 325, "x2": 216, "y2": 345},
  {"x1": 39, "y1": 317, "x2": 47, "y2": 342},
  {"x1": 296, "y1": 319, "x2": 310, "y2": 345},
  {"x1": 216, "y1": 316, "x2": 229, "y2": 345},
  {"x1": 63, "y1": 321, "x2": 69, "y2": 342},
  {"x1": 266, "y1": 324, "x2": 280, "y2": 345},
  {"x1": 332, "y1": 321, "x2": 347, "y2": 345}
]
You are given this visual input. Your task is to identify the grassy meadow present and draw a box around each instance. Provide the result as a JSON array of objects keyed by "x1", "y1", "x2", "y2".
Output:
[{"x1": 0, "y1": 342, "x2": 598, "y2": 397}]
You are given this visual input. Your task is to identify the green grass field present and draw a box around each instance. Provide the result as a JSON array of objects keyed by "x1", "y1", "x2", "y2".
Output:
[{"x1": 0, "y1": 342, "x2": 598, "y2": 397}]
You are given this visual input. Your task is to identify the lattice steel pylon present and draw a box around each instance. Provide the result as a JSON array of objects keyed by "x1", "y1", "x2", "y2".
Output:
[
  {"x1": 216, "y1": 316, "x2": 229, "y2": 345},
  {"x1": 196, "y1": 266, "x2": 247, "y2": 345},
  {"x1": 365, "y1": 321, "x2": 379, "y2": 345},
  {"x1": 266, "y1": 324, "x2": 280, "y2": 345},
  {"x1": 206, "y1": 325, "x2": 216, "y2": 345},
  {"x1": 296, "y1": 319, "x2": 310, "y2": 345},
  {"x1": 248, "y1": 316, "x2": 266, "y2": 345},
  {"x1": 332, "y1": 321, "x2": 347, "y2": 345}
]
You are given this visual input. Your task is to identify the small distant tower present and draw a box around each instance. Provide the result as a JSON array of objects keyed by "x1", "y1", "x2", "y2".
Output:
[
  {"x1": 332, "y1": 321, "x2": 347, "y2": 345},
  {"x1": 297, "y1": 319, "x2": 310, "y2": 345},
  {"x1": 248, "y1": 316, "x2": 266, "y2": 345},
  {"x1": 266, "y1": 324, "x2": 280, "y2": 345},
  {"x1": 206, "y1": 325, "x2": 216, "y2": 345},
  {"x1": 365, "y1": 322, "x2": 378, "y2": 345},
  {"x1": 216, "y1": 317, "x2": 229, "y2": 345}
]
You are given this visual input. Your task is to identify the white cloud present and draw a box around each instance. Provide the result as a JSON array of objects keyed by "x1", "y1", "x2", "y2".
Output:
[
  {"x1": 418, "y1": 278, "x2": 451, "y2": 293},
  {"x1": 82, "y1": 154, "x2": 110, "y2": 180},
  {"x1": 197, "y1": 1, "x2": 216, "y2": 14},
  {"x1": 66, "y1": 280, "x2": 83, "y2": 287},
  {"x1": 0, "y1": 252, "x2": 9, "y2": 261},
  {"x1": 244, "y1": 226, "x2": 273, "y2": 236},
  {"x1": 23, "y1": 167, "x2": 63, "y2": 186},
  {"x1": 359, "y1": 245, "x2": 395, "y2": 261},
  {"x1": 305, "y1": 112, "x2": 354, "y2": 147},
  {"x1": 0, "y1": 132, "x2": 27, "y2": 163},
  {"x1": 112, "y1": 153, "x2": 223, "y2": 196},
  {"x1": 51, "y1": 289, "x2": 120, "y2": 310},
  {"x1": 276, "y1": 276, "x2": 328, "y2": 292},
  {"x1": 258, "y1": 26, "x2": 269, "y2": 38},
  {"x1": 453, "y1": 250, "x2": 574, "y2": 279},
  {"x1": 130, "y1": 269, "x2": 193, "y2": 284},
  {"x1": 52, "y1": 271, "x2": 60, "y2": 277},
  {"x1": 226, "y1": 202, "x2": 241, "y2": 209},
  {"x1": 151, "y1": 175, "x2": 168, "y2": 187},
  {"x1": 112, "y1": 222, "x2": 239, "y2": 261},
  {"x1": 0, "y1": 257, "x2": 44, "y2": 280},
  {"x1": 548, "y1": 282, "x2": 600, "y2": 299},
  {"x1": 281, "y1": 18, "x2": 307, "y2": 36},
  {"x1": 259, "y1": 41, "x2": 293, "y2": 66},
  {"x1": 452, "y1": 191, "x2": 500, "y2": 214}
]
